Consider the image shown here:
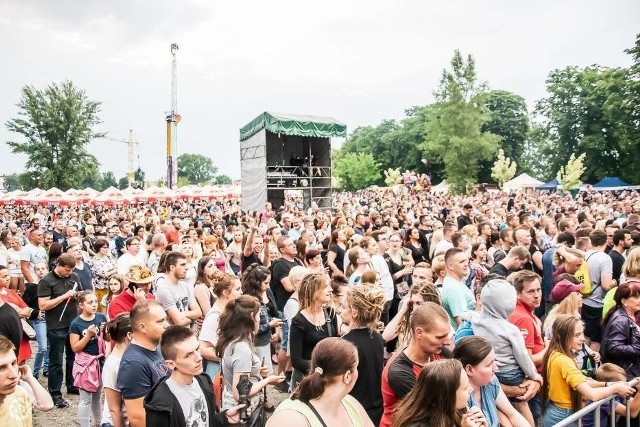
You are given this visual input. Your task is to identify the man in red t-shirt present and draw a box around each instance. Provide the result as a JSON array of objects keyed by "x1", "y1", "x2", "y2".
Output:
[
  {"x1": 507, "y1": 270, "x2": 547, "y2": 424},
  {"x1": 507, "y1": 270, "x2": 547, "y2": 370},
  {"x1": 108, "y1": 265, "x2": 155, "y2": 319},
  {"x1": 380, "y1": 302, "x2": 452, "y2": 427}
]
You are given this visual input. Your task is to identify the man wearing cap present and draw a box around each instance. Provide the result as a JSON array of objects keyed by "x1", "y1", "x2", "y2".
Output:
[{"x1": 108, "y1": 265, "x2": 156, "y2": 319}]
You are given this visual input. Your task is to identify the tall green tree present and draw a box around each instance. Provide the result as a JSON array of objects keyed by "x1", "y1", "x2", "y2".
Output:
[
  {"x1": 534, "y1": 65, "x2": 635, "y2": 183},
  {"x1": 215, "y1": 174, "x2": 232, "y2": 185},
  {"x1": 5, "y1": 80, "x2": 103, "y2": 190},
  {"x1": 420, "y1": 50, "x2": 500, "y2": 193},
  {"x1": 333, "y1": 152, "x2": 380, "y2": 191},
  {"x1": 177, "y1": 153, "x2": 218, "y2": 185},
  {"x1": 101, "y1": 171, "x2": 117, "y2": 190},
  {"x1": 483, "y1": 90, "x2": 529, "y2": 164}
]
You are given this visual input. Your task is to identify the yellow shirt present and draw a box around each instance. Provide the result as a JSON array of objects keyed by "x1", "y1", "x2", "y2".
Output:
[
  {"x1": 547, "y1": 350, "x2": 587, "y2": 409},
  {"x1": 0, "y1": 386, "x2": 32, "y2": 427}
]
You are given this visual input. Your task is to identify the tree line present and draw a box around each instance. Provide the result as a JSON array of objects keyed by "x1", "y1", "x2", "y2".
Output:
[
  {"x1": 4, "y1": 81, "x2": 230, "y2": 191},
  {"x1": 334, "y1": 34, "x2": 640, "y2": 193}
]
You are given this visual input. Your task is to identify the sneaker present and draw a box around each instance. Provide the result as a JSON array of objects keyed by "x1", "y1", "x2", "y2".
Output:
[
  {"x1": 66, "y1": 387, "x2": 80, "y2": 395},
  {"x1": 54, "y1": 398, "x2": 69, "y2": 409}
]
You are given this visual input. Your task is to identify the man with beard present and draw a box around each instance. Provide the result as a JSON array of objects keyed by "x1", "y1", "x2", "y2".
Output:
[{"x1": 609, "y1": 229, "x2": 632, "y2": 282}]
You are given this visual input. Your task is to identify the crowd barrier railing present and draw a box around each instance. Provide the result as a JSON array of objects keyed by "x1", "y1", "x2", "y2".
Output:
[{"x1": 553, "y1": 378, "x2": 638, "y2": 427}]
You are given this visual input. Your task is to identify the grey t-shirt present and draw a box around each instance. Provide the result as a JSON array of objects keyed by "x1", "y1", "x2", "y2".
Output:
[
  {"x1": 166, "y1": 377, "x2": 209, "y2": 426},
  {"x1": 155, "y1": 278, "x2": 195, "y2": 324},
  {"x1": 583, "y1": 250, "x2": 613, "y2": 308},
  {"x1": 221, "y1": 340, "x2": 261, "y2": 410}
]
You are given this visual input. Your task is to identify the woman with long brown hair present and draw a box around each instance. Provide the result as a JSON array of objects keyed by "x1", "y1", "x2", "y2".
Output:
[
  {"x1": 541, "y1": 315, "x2": 633, "y2": 426},
  {"x1": 392, "y1": 359, "x2": 485, "y2": 427},
  {"x1": 268, "y1": 337, "x2": 373, "y2": 426},
  {"x1": 193, "y1": 256, "x2": 217, "y2": 334},
  {"x1": 216, "y1": 295, "x2": 284, "y2": 410}
]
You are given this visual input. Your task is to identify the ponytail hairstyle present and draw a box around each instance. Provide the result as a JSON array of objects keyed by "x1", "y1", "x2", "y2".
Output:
[
  {"x1": 105, "y1": 314, "x2": 132, "y2": 344},
  {"x1": 76, "y1": 290, "x2": 96, "y2": 314},
  {"x1": 291, "y1": 337, "x2": 357, "y2": 402},
  {"x1": 453, "y1": 336, "x2": 494, "y2": 368},
  {"x1": 211, "y1": 271, "x2": 241, "y2": 299}
]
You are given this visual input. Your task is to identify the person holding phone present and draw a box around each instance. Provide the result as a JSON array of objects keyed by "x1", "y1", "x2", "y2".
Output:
[
  {"x1": 107, "y1": 265, "x2": 155, "y2": 320},
  {"x1": 241, "y1": 265, "x2": 281, "y2": 381}
]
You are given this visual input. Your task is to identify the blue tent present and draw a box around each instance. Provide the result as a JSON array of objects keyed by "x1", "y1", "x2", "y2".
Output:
[
  {"x1": 593, "y1": 177, "x2": 631, "y2": 190},
  {"x1": 537, "y1": 178, "x2": 560, "y2": 191}
]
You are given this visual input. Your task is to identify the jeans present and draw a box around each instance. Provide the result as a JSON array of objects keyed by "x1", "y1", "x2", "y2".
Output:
[
  {"x1": 31, "y1": 319, "x2": 48, "y2": 377},
  {"x1": 79, "y1": 387, "x2": 103, "y2": 427},
  {"x1": 543, "y1": 402, "x2": 574, "y2": 427},
  {"x1": 47, "y1": 328, "x2": 75, "y2": 399}
]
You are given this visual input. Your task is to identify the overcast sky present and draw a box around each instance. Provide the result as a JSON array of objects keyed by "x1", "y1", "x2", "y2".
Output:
[{"x1": 0, "y1": 0, "x2": 638, "y2": 183}]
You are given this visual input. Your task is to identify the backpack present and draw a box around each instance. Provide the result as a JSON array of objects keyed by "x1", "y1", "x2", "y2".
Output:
[
  {"x1": 574, "y1": 254, "x2": 594, "y2": 295},
  {"x1": 72, "y1": 336, "x2": 104, "y2": 393}
]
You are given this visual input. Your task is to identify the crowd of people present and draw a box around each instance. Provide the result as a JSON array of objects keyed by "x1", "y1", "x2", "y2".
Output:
[{"x1": 1, "y1": 185, "x2": 640, "y2": 426}]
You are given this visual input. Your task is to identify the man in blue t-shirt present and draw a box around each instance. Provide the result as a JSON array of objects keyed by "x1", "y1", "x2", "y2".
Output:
[{"x1": 117, "y1": 301, "x2": 169, "y2": 427}]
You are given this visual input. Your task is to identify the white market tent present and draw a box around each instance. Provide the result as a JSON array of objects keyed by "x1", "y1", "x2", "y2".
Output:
[{"x1": 503, "y1": 173, "x2": 544, "y2": 193}]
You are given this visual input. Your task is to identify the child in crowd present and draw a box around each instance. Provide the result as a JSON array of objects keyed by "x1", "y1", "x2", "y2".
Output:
[
  {"x1": 69, "y1": 291, "x2": 107, "y2": 427},
  {"x1": 101, "y1": 274, "x2": 125, "y2": 317},
  {"x1": 581, "y1": 363, "x2": 640, "y2": 427}
]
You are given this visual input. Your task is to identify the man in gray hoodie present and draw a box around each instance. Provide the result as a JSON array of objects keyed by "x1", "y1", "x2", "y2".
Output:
[{"x1": 461, "y1": 279, "x2": 543, "y2": 425}]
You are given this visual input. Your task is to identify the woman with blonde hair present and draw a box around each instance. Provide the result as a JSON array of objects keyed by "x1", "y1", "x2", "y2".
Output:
[
  {"x1": 289, "y1": 273, "x2": 339, "y2": 389},
  {"x1": 341, "y1": 285, "x2": 386, "y2": 425},
  {"x1": 551, "y1": 245, "x2": 584, "y2": 280}
]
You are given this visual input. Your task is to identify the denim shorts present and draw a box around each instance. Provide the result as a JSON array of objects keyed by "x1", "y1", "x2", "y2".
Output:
[
  {"x1": 281, "y1": 321, "x2": 290, "y2": 351},
  {"x1": 543, "y1": 402, "x2": 574, "y2": 427},
  {"x1": 495, "y1": 367, "x2": 526, "y2": 386}
]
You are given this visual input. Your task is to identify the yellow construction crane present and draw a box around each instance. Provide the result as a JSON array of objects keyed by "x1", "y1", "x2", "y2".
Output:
[{"x1": 102, "y1": 129, "x2": 139, "y2": 185}]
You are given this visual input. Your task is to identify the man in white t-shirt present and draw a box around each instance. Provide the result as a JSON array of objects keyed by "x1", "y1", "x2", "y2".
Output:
[
  {"x1": 20, "y1": 229, "x2": 47, "y2": 284},
  {"x1": 154, "y1": 251, "x2": 201, "y2": 326},
  {"x1": 116, "y1": 237, "x2": 147, "y2": 276},
  {"x1": 144, "y1": 326, "x2": 244, "y2": 425}
]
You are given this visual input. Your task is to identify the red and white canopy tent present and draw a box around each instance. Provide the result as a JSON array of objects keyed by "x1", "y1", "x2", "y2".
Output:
[{"x1": 0, "y1": 184, "x2": 242, "y2": 206}]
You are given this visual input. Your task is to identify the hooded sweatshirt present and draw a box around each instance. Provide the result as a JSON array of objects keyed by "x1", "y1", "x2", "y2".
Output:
[{"x1": 461, "y1": 279, "x2": 537, "y2": 379}]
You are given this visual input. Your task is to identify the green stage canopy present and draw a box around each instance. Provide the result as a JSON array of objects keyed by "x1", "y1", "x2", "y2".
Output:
[{"x1": 239, "y1": 111, "x2": 347, "y2": 141}]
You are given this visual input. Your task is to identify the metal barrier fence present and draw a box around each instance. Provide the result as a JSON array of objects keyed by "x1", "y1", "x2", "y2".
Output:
[{"x1": 553, "y1": 378, "x2": 639, "y2": 427}]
